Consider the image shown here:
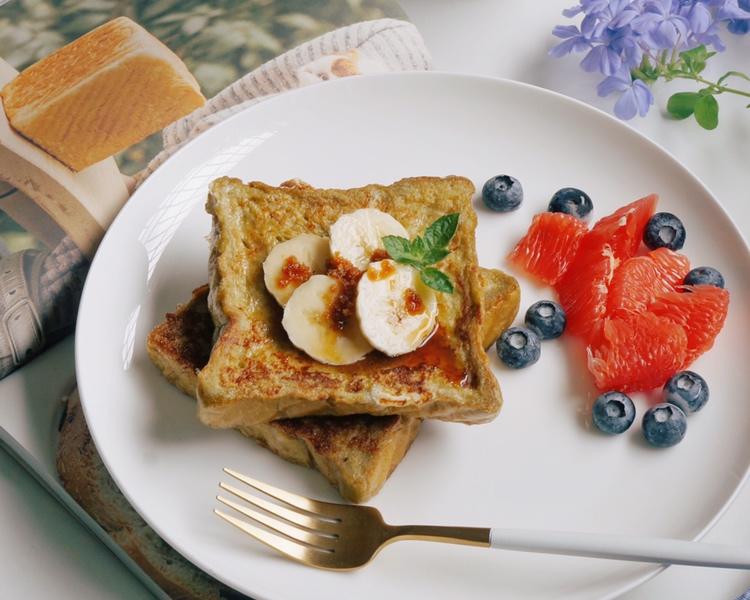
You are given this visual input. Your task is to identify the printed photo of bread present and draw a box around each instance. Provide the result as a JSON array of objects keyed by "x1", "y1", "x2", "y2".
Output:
[{"x1": 1, "y1": 17, "x2": 206, "y2": 171}]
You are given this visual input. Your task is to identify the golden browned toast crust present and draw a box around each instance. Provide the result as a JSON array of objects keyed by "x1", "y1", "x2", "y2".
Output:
[
  {"x1": 146, "y1": 285, "x2": 421, "y2": 503},
  {"x1": 199, "y1": 176, "x2": 502, "y2": 426},
  {"x1": 146, "y1": 265, "x2": 519, "y2": 502},
  {"x1": 146, "y1": 285, "x2": 421, "y2": 502},
  {"x1": 479, "y1": 268, "x2": 521, "y2": 350}
]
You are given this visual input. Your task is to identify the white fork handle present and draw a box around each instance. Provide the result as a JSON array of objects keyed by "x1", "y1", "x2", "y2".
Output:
[{"x1": 489, "y1": 529, "x2": 750, "y2": 569}]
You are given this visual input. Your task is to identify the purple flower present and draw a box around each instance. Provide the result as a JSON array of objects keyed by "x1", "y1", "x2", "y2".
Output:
[
  {"x1": 727, "y1": 18, "x2": 750, "y2": 32},
  {"x1": 725, "y1": 0, "x2": 750, "y2": 32},
  {"x1": 609, "y1": 25, "x2": 644, "y2": 67},
  {"x1": 717, "y1": 0, "x2": 750, "y2": 19},
  {"x1": 581, "y1": 42, "x2": 623, "y2": 74},
  {"x1": 680, "y1": 1, "x2": 714, "y2": 34},
  {"x1": 550, "y1": 25, "x2": 593, "y2": 57},
  {"x1": 563, "y1": 0, "x2": 611, "y2": 18},
  {"x1": 551, "y1": 0, "x2": 748, "y2": 121},
  {"x1": 632, "y1": 0, "x2": 691, "y2": 48},
  {"x1": 597, "y1": 67, "x2": 655, "y2": 119}
]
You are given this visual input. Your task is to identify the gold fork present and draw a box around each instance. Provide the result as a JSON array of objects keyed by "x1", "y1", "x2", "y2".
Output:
[{"x1": 215, "y1": 468, "x2": 750, "y2": 571}]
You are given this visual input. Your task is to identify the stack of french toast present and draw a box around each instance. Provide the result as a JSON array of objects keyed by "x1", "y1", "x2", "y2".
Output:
[{"x1": 147, "y1": 175, "x2": 519, "y2": 503}]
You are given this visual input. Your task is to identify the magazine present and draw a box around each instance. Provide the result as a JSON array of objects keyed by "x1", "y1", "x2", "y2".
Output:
[{"x1": 0, "y1": 0, "x2": 405, "y2": 379}]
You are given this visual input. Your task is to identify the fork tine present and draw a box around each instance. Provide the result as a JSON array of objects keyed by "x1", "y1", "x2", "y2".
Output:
[
  {"x1": 219, "y1": 482, "x2": 339, "y2": 535},
  {"x1": 214, "y1": 510, "x2": 321, "y2": 563},
  {"x1": 223, "y1": 468, "x2": 341, "y2": 518},
  {"x1": 217, "y1": 496, "x2": 335, "y2": 550}
]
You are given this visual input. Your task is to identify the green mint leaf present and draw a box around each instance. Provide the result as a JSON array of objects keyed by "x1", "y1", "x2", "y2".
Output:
[
  {"x1": 694, "y1": 94, "x2": 719, "y2": 130},
  {"x1": 420, "y1": 267, "x2": 453, "y2": 294},
  {"x1": 423, "y1": 213, "x2": 459, "y2": 250},
  {"x1": 411, "y1": 235, "x2": 427, "y2": 258},
  {"x1": 382, "y1": 236, "x2": 423, "y2": 267},
  {"x1": 667, "y1": 92, "x2": 700, "y2": 119},
  {"x1": 420, "y1": 246, "x2": 450, "y2": 265}
]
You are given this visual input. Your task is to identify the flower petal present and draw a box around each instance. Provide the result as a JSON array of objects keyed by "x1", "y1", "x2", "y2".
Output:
[
  {"x1": 614, "y1": 87, "x2": 639, "y2": 119},
  {"x1": 597, "y1": 74, "x2": 630, "y2": 96},
  {"x1": 581, "y1": 13, "x2": 600, "y2": 38},
  {"x1": 563, "y1": 4, "x2": 584, "y2": 17},
  {"x1": 687, "y1": 3, "x2": 712, "y2": 35},
  {"x1": 727, "y1": 19, "x2": 750, "y2": 34},
  {"x1": 581, "y1": 45, "x2": 623, "y2": 75},
  {"x1": 632, "y1": 80, "x2": 654, "y2": 116},
  {"x1": 550, "y1": 37, "x2": 581, "y2": 57},
  {"x1": 553, "y1": 25, "x2": 581, "y2": 39}
]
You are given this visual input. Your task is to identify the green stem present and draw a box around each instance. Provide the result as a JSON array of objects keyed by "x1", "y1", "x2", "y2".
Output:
[{"x1": 673, "y1": 73, "x2": 750, "y2": 99}]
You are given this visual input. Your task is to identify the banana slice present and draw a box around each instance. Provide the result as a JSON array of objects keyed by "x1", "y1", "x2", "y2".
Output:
[
  {"x1": 356, "y1": 259, "x2": 438, "y2": 356},
  {"x1": 263, "y1": 234, "x2": 330, "y2": 306},
  {"x1": 329, "y1": 208, "x2": 408, "y2": 270},
  {"x1": 282, "y1": 274, "x2": 373, "y2": 365}
]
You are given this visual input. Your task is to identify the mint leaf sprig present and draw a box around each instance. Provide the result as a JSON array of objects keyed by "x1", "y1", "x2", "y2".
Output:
[{"x1": 382, "y1": 213, "x2": 459, "y2": 294}]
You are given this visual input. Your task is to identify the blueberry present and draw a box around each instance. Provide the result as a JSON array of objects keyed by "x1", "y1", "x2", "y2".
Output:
[
  {"x1": 642, "y1": 403, "x2": 687, "y2": 447},
  {"x1": 482, "y1": 175, "x2": 523, "y2": 212},
  {"x1": 548, "y1": 187, "x2": 593, "y2": 220},
  {"x1": 592, "y1": 391, "x2": 636, "y2": 434},
  {"x1": 496, "y1": 326, "x2": 540, "y2": 368},
  {"x1": 684, "y1": 266, "x2": 725, "y2": 289},
  {"x1": 664, "y1": 370, "x2": 709, "y2": 413},
  {"x1": 524, "y1": 300, "x2": 566, "y2": 340},
  {"x1": 643, "y1": 212, "x2": 686, "y2": 251}
]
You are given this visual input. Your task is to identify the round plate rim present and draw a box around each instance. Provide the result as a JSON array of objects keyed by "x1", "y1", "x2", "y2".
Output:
[{"x1": 75, "y1": 71, "x2": 750, "y2": 600}]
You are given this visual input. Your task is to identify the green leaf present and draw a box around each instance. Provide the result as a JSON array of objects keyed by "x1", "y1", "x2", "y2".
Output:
[
  {"x1": 423, "y1": 213, "x2": 459, "y2": 250},
  {"x1": 420, "y1": 268, "x2": 454, "y2": 294},
  {"x1": 382, "y1": 236, "x2": 422, "y2": 267},
  {"x1": 667, "y1": 92, "x2": 700, "y2": 119},
  {"x1": 411, "y1": 235, "x2": 426, "y2": 257},
  {"x1": 420, "y1": 246, "x2": 450, "y2": 265},
  {"x1": 694, "y1": 94, "x2": 719, "y2": 130},
  {"x1": 680, "y1": 45, "x2": 711, "y2": 74}
]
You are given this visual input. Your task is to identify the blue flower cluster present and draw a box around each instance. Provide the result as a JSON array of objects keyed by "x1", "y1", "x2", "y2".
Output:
[{"x1": 551, "y1": 0, "x2": 750, "y2": 119}]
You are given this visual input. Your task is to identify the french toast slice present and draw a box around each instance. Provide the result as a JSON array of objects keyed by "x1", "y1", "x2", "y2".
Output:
[
  {"x1": 146, "y1": 268, "x2": 518, "y2": 502},
  {"x1": 200, "y1": 176, "x2": 501, "y2": 426}
]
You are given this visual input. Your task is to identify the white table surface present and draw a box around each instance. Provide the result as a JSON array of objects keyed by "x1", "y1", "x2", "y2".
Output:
[{"x1": 1, "y1": 2, "x2": 748, "y2": 598}]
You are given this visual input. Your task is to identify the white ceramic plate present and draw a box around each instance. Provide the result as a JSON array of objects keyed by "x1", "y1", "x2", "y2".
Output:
[{"x1": 76, "y1": 73, "x2": 750, "y2": 600}]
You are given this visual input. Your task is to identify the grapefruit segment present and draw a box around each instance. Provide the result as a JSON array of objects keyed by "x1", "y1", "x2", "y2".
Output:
[
  {"x1": 587, "y1": 312, "x2": 688, "y2": 392},
  {"x1": 508, "y1": 212, "x2": 588, "y2": 285},
  {"x1": 649, "y1": 247, "x2": 692, "y2": 286},
  {"x1": 556, "y1": 245, "x2": 615, "y2": 339},
  {"x1": 649, "y1": 285, "x2": 730, "y2": 367},
  {"x1": 555, "y1": 195, "x2": 657, "y2": 339},
  {"x1": 607, "y1": 248, "x2": 691, "y2": 316},
  {"x1": 582, "y1": 194, "x2": 658, "y2": 260}
]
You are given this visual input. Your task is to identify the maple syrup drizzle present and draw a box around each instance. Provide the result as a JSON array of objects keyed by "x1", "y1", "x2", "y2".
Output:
[
  {"x1": 276, "y1": 256, "x2": 312, "y2": 289},
  {"x1": 370, "y1": 248, "x2": 390, "y2": 262},
  {"x1": 403, "y1": 288, "x2": 425, "y2": 315},
  {"x1": 342, "y1": 327, "x2": 467, "y2": 386},
  {"x1": 366, "y1": 260, "x2": 396, "y2": 281},
  {"x1": 325, "y1": 255, "x2": 362, "y2": 332}
]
